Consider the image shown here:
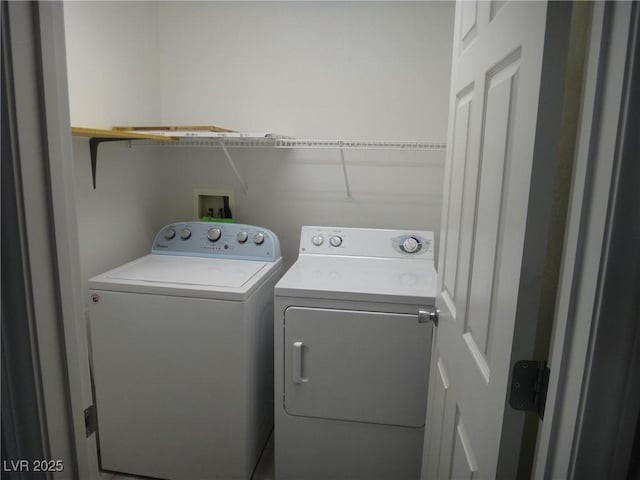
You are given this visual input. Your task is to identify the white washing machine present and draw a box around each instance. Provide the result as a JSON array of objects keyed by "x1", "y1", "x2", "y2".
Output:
[
  {"x1": 274, "y1": 226, "x2": 437, "y2": 480},
  {"x1": 89, "y1": 222, "x2": 282, "y2": 480}
]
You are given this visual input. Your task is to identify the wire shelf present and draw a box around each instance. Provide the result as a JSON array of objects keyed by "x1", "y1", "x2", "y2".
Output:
[
  {"x1": 128, "y1": 136, "x2": 447, "y2": 198},
  {"x1": 131, "y1": 137, "x2": 447, "y2": 151}
]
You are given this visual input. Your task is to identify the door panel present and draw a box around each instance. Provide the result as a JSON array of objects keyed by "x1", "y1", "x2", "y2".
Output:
[
  {"x1": 460, "y1": 0, "x2": 479, "y2": 51},
  {"x1": 436, "y1": 378, "x2": 459, "y2": 480},
  {"x1": 424, "y1": 355, "x2": 450, "y2": 479},
  {"x1": 490, "y1": 1, "x2": 508, "y2": 22},
  {"x1": 442, "y1": 88, "x2": 473, "y2": 312},
  {"x1": 451, "y1": 413, "x2": 479, "y2": 480},
  {"x1": 423, "y1": 1, "x2": 570, "y2": 478},
  {"x1": 284, "y1": 307, "x2": 432, "y2": 427},
  {"x1": 466, "y1": 53, "x2": 520, "y2": 361}
]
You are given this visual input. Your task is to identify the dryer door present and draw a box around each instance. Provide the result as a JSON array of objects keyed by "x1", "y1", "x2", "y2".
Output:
[{"x1": 283, "y1": 307, "x2": 432, "y2": 427}]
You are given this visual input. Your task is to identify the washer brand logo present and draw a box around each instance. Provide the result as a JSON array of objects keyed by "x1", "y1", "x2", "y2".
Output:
[
  {"x1": 91, "y1": 294, "x2": 100, "y2": 303},
  {"x1": 155, "y1": 243, "x2": 169, "y2": 249}
]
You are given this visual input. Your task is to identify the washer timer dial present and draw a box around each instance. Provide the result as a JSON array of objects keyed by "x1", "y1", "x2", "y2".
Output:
[
  {"x1": 253, "y1": 232, "x2": 265, "y2": 245},
  {"x1": 207, "y1": 228, "x2": 222, "y2": 242},
  {"x1": 237, "y1": 231, "x2": 248, "y2": 243}
]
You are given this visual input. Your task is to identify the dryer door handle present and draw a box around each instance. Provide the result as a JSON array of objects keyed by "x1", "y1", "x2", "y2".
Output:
[
  {"x1": 418, "y1": 308, "x2": 439, "y2": 327},
  {"x1": 292, "y1": 341, "x2": 305, "y2": 384}
]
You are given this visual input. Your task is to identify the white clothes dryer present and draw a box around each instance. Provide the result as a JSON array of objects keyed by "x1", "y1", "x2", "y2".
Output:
[
  {"x1": 274, "y1": 226, "x2": 437, "y2": 480},
  {"x1": 89, "y1": 222, "x2": 282, "y2": 480}
]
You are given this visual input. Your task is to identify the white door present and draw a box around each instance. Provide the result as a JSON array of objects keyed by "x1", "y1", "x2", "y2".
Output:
[{"x1": 422, "y1": 1, "x2": 570, "y2": 478}]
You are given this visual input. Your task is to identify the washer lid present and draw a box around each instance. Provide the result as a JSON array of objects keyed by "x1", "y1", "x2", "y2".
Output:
[
  {"x1": 275, "y1": 255, "x2": 436, "y2": 305},
  {"x1": 89, "y1": 254, "x2": 280, "y2": 301},
  {"x1": 105, "y1": 255, "x2": 267, "y2": 288}
]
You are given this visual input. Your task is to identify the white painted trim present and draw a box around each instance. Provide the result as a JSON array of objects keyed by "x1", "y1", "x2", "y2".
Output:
[
  {"x1": 532, "y1": 2, "x2": 635, "y2": 478},
  {"x1": 3, "y1": 2, "x2": 98, "y2": 478},
  {"x1": 5, "y1": 2, "x2": 75, "y2": 472},
  {"x1": 36, "y1": 2, "x2": 100, "y2": 478}
]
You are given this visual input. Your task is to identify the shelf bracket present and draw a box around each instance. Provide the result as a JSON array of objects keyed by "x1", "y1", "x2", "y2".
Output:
[
  {"x1": 339, "y1": 143, "x2": 352, "y2": 198},
  {"x1": 73, "y1": 127, "x2": 177, "y2": 188},
  {"x1": 89, "y1": 138, "x2": 131, "y2": 189},
  {"x1": 219, "y1": 141, "x2": 248, "y2": 194}
]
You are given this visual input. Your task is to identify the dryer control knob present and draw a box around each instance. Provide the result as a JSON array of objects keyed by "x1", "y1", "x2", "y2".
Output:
[
  {"x1": 237, "y1": 231, "x2": 248, "y2": 243},
  {"x1": 312, "y1": 235, "x2": 324, "y2": 246},
  {"x1": 253, "y1": 232, "x2": 265, "y2": 245},
  {"x1": 330, "y1": 235, "x2": 343, "y2": 247},
  {"x1": 402, "y1": 237, "x2": 420, "y2": 253},
  {"x1": 207, "y1": 228, "x2": 222, "y2": 242},
  {"x1": 163, "y1": 228, "x2": 176, "y2": 240},
  {"x1": 180, "y1": 228, "x2": 192, "y2": 240}
]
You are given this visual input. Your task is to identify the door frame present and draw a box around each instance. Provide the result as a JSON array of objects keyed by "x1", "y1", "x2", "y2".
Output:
[
  {"x1": 533, "y1": 1, "x2": 640, "y2": 478},
  {"x1": 1, "y1": 2, "x2": 98, "y2": 478},
  {"x1": 3, "y1": 1, "x2": 638, "y2": 478}
]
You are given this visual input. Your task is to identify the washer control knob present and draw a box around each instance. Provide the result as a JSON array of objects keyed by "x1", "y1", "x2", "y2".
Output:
[
  {"x1": 312, "y1": 235, "x2": 324, "y2": 246},
  {"x1": 163, "y1": 228, "x2": 176, "y2": 240},
  {"x1": 330, "y1": 235, "x2": 343, "y2": 247},
  {"x1": 207, "y1": 228, "x2": 222, "y2": 242},
  {"x1": 237, "y1": 231, "x2": 248, "y2": 243},
  {"x1": 253, "y1": 232, "x2": 265, "y2": 245},
  {"x1": 180, "y1": 228, "x2": 192, "y2": 240},
  {"x1": 402, "y1": 237, "x2": 420, "y2": 253}
]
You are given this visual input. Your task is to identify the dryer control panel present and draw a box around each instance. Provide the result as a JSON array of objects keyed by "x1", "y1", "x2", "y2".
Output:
[
  {"x1": 299, "y1": 226, "x2": 434, "y2": 260},
  {"x1": 152, "y1": 222, "x2": 280, "y2": 261}
]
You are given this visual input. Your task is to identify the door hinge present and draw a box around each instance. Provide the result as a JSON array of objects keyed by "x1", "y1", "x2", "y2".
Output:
[
  {"x1": 508, "y1": 360, "x2": 550, "y2": 419},
  {"x1": 84, "y1": 405, "x2": 97, "y2": 437}
]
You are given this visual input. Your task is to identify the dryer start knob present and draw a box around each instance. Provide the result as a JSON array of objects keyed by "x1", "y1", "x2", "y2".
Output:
[
  {"x1": 180, "y1": 228, "x2": 192, "y2": 240},
  {"x1": 402, "y1": 237, "x2": 420, "y2": 253},
  {"x1": 330, "y1": 235, "x2": 343, "y2": 247},
  {"x1": 253, "y1": 232, "x2": 265, "y2": 245},
  {"x1": 207, "y1": 228, "x2": 222, "y2": 242}
]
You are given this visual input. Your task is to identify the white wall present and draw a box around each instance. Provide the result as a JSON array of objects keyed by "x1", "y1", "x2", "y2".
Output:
[
  {"x1": 65, "y1": 1, "x2": 161, "y2": 128},
  {"x1": 157, "y1": 2, "x2": 452, "y2": 140},
  {"x1": 65, "y1": 1, "x2": 454, "y2": 284},
  {"x1": 154, "y1": 147, "x2": 445, "y2": 270},
  {"x1": 154, "y1": 1, "x2": 453, "y2": 267},
  {"x1": 65, "y1": 1, "x2": 164, "y2": 290}
]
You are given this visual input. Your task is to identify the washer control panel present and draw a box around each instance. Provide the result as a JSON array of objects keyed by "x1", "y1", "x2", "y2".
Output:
[
  {"x1": 152, "y1": 222, "x2": 280, "y2": 261},
  {"x1": 300, "y1": 226, "x2": 434, "y2": 259}
]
